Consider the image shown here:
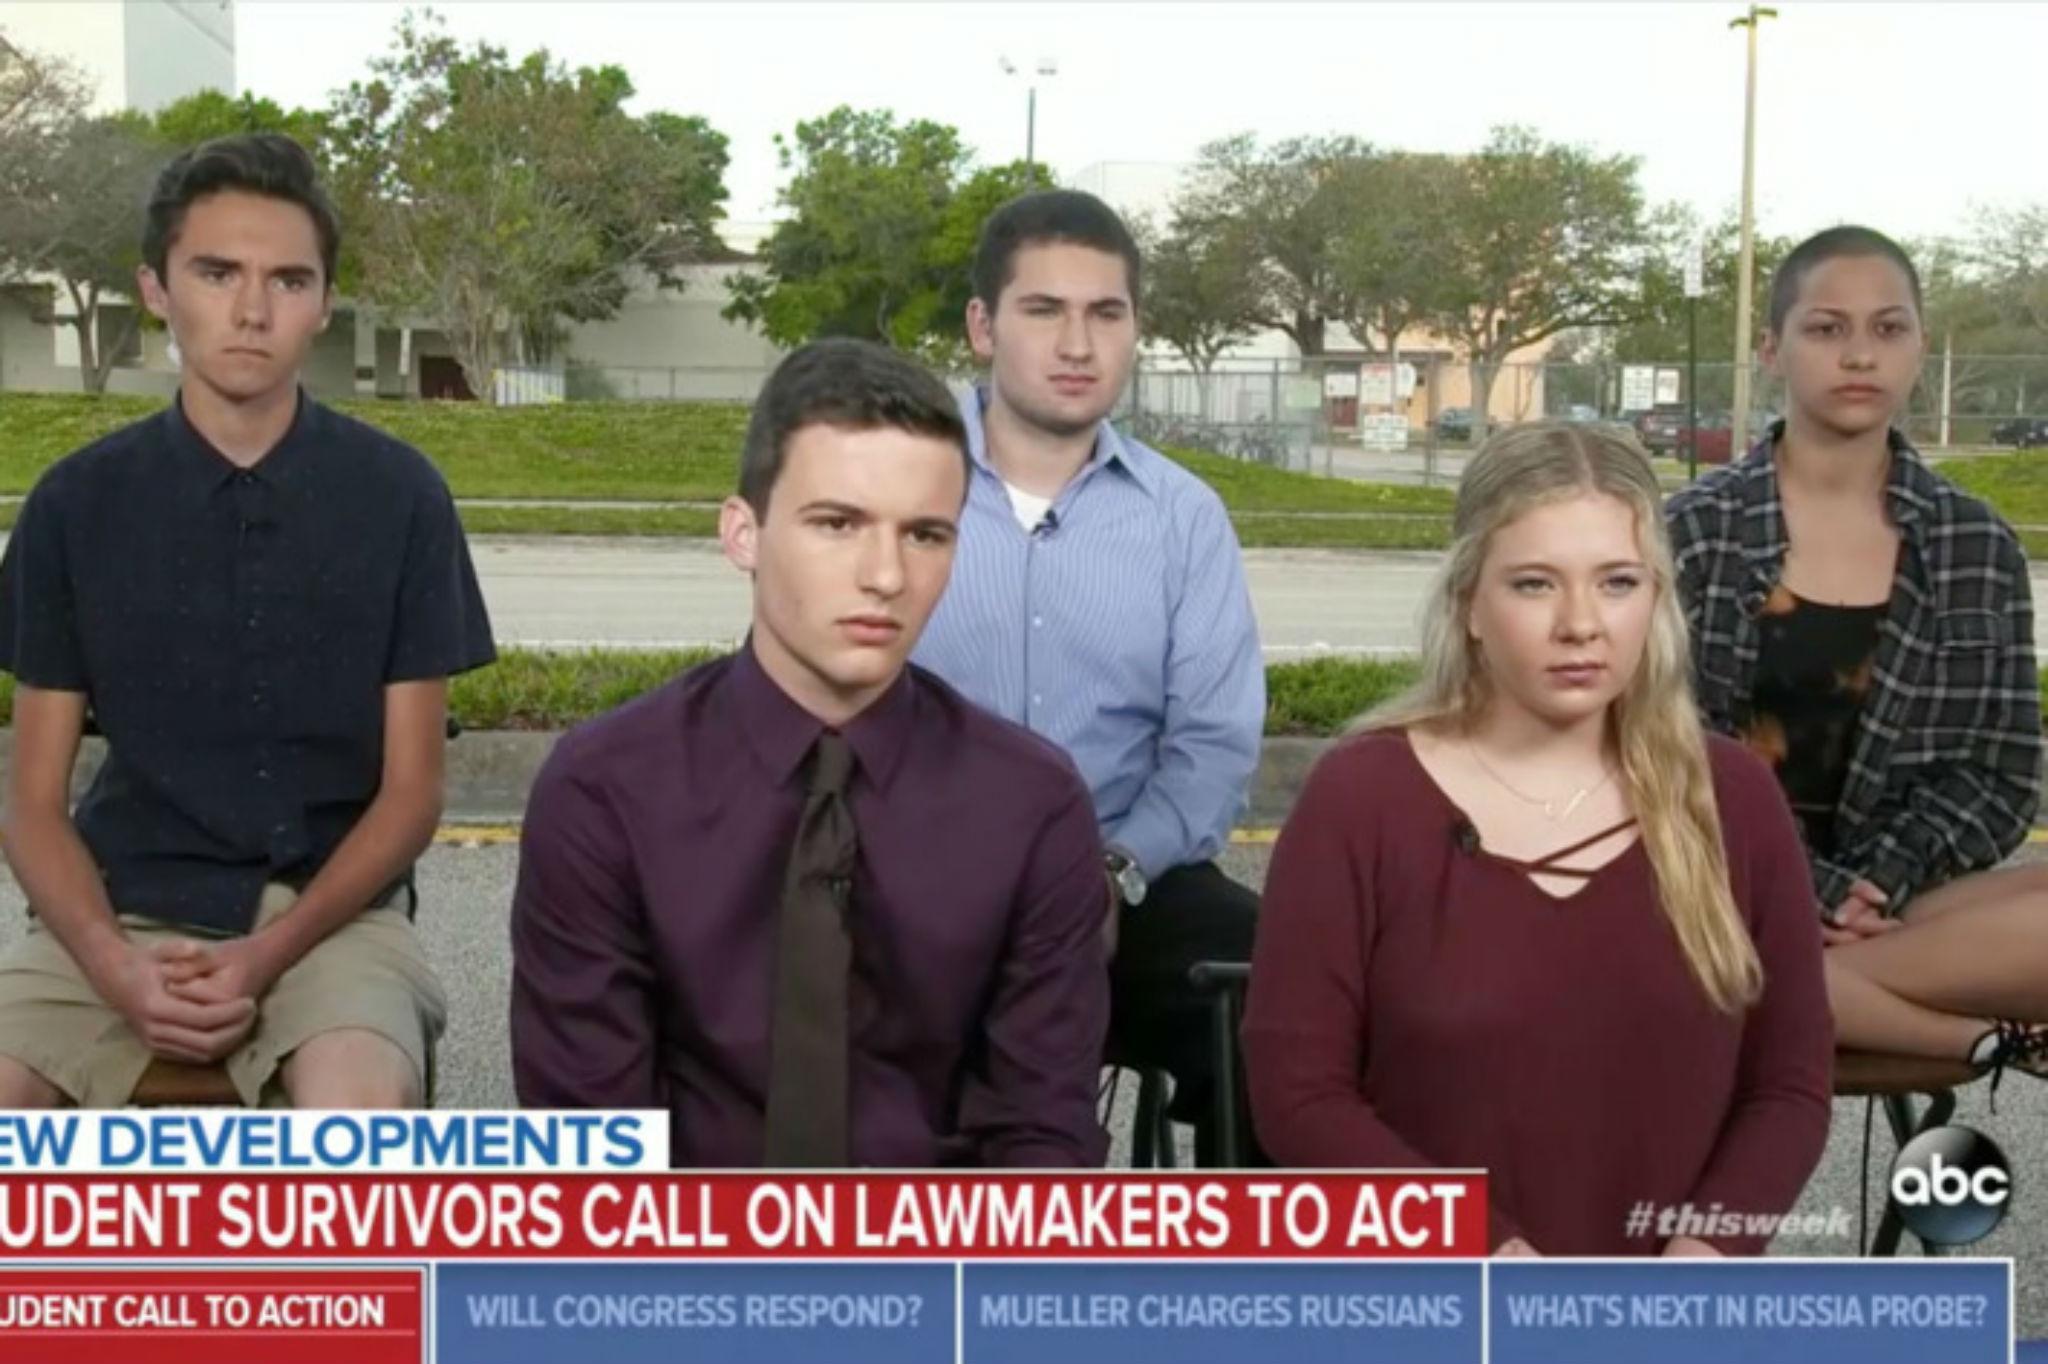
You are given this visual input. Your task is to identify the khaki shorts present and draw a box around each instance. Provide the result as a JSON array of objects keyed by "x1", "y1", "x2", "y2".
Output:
[{"x1": 0, "y1": 883, "x2": 447, "y2": 1107}]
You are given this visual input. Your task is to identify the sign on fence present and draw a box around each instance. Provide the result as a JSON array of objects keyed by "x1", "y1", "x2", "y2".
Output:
[
  {"x1": 1360, "y1": 413, "x2": 1410, "y2": 451},
  {"x1": 1360, "y1": 363, "x2": 1418, "y2": 407},
  {"x1": 1621, "y1": 366, "x2": 1656, "y2": 412}
]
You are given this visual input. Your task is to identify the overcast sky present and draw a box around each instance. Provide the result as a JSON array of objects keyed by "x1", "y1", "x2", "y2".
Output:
[{"x1": 232, "y1": 1, "x2": 2048, "y2": 243}]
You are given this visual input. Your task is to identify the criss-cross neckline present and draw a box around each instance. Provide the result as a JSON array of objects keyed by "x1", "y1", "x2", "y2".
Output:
[
  {"x1": 1478, "y1": 817, "x2": 1642, "y2": 880},
  {"x1": 1397, "y1": 730, "x2": 1645, "y2": 900}
]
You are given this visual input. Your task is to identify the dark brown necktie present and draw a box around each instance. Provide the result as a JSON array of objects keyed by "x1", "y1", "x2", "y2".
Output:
[{"x1": 763, "y1": 731, "x2": 859, "y2": 1167}]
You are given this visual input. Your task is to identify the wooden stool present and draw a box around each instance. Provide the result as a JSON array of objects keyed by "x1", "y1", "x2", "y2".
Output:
[
  {"x1": 1832, "y1": 1049, "x2": 1982, "y2": 1256},
  {"x1": 129, "y1": 1058, "x2": 243, "y2": 1107}
]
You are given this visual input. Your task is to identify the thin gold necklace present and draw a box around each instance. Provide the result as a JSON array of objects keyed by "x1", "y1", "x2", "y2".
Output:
[{"x1": 1466, "y1": 740, "x2": 1616, "y2": 822}]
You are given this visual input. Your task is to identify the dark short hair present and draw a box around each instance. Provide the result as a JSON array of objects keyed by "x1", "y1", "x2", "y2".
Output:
[
  {"x1": 970, "y1": 189, "x2": 1142, "y2": 311},
  {"x1": 143, "y1": 133, "x2": 341, "y2": 286},
  {"x1": 739, "y1": 339, "x2": 968, "y2": 514},
  {"x1": 1767, "y1": 225, "x2": 1923, "y2": 335}
]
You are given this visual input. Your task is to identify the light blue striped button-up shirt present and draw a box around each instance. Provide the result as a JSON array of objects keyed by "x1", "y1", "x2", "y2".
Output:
[{"x1": 913, "y1": 387, "x2": 1265, "y2": 881}]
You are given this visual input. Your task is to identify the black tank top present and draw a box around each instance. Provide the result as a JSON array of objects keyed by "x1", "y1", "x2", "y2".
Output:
[{"x1": 1738, "y1": 583, "x2": 1887, "y2": 857}]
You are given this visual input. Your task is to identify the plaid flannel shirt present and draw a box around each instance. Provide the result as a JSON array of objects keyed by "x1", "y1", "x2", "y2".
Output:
[{"x1": 1666, "y1": 424, "x2": 2043, "y2": 914}]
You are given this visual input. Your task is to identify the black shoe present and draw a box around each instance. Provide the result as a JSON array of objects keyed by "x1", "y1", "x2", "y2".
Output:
[{"x1": 1969, "y1": 1019, "x2": 2048, "y2": 1110}]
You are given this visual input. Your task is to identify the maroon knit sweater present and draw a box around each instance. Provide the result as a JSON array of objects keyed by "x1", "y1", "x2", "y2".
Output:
[{"x1": 1243, "y1": 730, "x2": 1833, "y2": 1255}]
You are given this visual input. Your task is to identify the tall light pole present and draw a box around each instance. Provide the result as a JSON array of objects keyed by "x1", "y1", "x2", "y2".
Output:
[
  {"x1": 998, "y1": 55, "x2": 1058, "y2": 169},
  {"x1": 1729, "y1": 5, "x2": 1777, "y2": 457}
]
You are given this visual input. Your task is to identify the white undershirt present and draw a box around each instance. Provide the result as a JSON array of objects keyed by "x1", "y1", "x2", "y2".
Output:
[{"x1": 1003, "y1": 481, "x2": 1055, "y2": 532}]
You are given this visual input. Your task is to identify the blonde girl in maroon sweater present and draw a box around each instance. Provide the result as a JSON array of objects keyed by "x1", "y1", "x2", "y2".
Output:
[{"x1": 1244, "y1": 422, "x2": 1832, "y2": 1256}]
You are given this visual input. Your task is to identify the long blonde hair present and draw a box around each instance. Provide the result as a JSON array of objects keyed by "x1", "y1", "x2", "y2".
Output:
[{"x1": 1358, "y1": 420, "x2": 1762, "y2": 1013}]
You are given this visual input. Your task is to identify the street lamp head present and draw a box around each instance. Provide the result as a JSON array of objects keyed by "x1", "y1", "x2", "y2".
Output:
[
  {"x1": 1036, "y1": 57, "x2": 1059, "y2": 77},
  {"x1": 998, "y1": 55, "x2": 1017, "y2": 76}
]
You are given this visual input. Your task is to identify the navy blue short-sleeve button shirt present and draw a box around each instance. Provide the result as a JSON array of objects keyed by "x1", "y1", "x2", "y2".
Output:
[{"x1": 0, "y1": 393, "x2": 496, "y2": 934}]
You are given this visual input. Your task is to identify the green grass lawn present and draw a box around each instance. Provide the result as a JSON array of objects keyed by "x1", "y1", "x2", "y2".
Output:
[
  {"x1": 1936, "y1": 450, "x2": 2048, "y2": 527},
  {"x1": 13, "y1": 394, "x2": 2048, "y2": 554},
  {"x1": 0, "y1": 394, "x2": 753, "y2": 502}
]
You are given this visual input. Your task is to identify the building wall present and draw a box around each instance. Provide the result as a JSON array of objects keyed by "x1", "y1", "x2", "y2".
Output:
[
  {"x1": 560, "y1": 264, "x2": 784, "y2": 400},
  {"x1": 0, "y1": 290, "x2": 368, "y2": 401},
  {"x1": 0, "y1": 1, "x2": 234, "y2": 114},
  {"x1": 121, "y1": 0, "x2": 233, "y2": 113}
]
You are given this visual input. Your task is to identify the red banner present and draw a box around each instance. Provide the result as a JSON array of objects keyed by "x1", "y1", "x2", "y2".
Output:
[
  {"x1": 0, "y1": 1173, "x2": 1487, "y2": 1259},
  {"x1": 0, "y1": 1266, "x2": 421, "y2": 1364}
]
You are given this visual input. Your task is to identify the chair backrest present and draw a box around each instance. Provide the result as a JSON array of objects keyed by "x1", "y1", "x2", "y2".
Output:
[{"x1": 1187, "y1": 960, "x2": 1253, "y2": 1167}]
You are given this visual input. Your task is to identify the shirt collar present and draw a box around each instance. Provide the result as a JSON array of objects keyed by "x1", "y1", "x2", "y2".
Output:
[
  {"x1": 961, "y1": 383, "x2": 1159, "y2": 500},
  {"x1": 727, "y1": 638, "x2": 918, "y2": 794},
  {"x1": 1731, "y1": 419, "x2": 1935, "y2": 562},
  {"x1": 164, "y1": 388, "x2": 316, "y2": 505}
]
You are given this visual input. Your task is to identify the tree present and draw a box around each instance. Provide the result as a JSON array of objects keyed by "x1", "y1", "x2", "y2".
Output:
[
  {"x1": 1913, "y1": 227, "x2": 2048, "y2": 429},
  {"x1": 1173, "y1": 133, "x2": 1367, "y2": 357},
  {"x1": 1428, "y1": 127, "x2": 1655, "y2": 437},
  {"x1": 1963, "y1": 207, "x2": 2048, "y2": 349},
  {"x1": 0, "y1": 30, "x2": 85, "y2": 142},
  {"x1": 152, "y1": 89, "x2": 329, "y2": 159},
  {"x1": 1602, "y1": 214, "x2": 1785, "y2": 361},
  {"x1": 1326, "y1": 151, "x2": 1462, "y2": 372},
  {"x1": 325, "y1": 13, "x2": 730, "y2": 401},
  {"x1": 1136, "y1": 212, "x2": 1261, "y2": 377},
  {"x1": 0, "y1": 108, "x2": 162, "y2": 393},
  {"x1": 1558, "y1": 213, "x2": 1794, "y2": 413},
  {"x1": 723, "y1": 105, "x2": 1048, "y2": 355}
]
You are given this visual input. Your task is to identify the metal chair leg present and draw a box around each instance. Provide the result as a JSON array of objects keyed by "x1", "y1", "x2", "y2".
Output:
[
  {"x1": 1208, "y1": 985, "x2": 1242, "y2": 1168},
  {"x1": 1130, "y1": 1068, "x2": 1167, "y2": 1169},
  {"x1": 1871, "y1": 1089, "x2": 1959, "y2": 1257},
  {"x1": 1151, "y1": 1070, "x2": 1178, "y2": 1170}
]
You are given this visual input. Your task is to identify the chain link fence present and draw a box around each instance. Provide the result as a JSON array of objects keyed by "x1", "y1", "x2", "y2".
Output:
[{"x1": 522, "y1": 352, "x2": 2048, "y2": 485}]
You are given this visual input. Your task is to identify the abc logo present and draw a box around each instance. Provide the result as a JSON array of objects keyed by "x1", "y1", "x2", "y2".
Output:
[{"x1": 1889, "y1": 1125, "x2": 2012, "y2": 1247}]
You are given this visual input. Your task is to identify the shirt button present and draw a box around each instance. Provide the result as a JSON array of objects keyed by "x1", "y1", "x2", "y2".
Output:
[
  {"x1": 1032, "y1": 616, "x2": 1044, "y2": 628},
  {"x1": 256, "y1": 768, "x2": 271, "y2": 781},
  {"x1": 237, "y1": 472, "x2": 255, "y2": 485},
  {"x1": 1032, "y1": 694, "x2": 1043, "y2": 706}
]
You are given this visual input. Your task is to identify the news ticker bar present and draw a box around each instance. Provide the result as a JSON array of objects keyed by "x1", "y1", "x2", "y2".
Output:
[{"x1": 0, "y1": 1259, "x2": 2016, "y2": 1364}]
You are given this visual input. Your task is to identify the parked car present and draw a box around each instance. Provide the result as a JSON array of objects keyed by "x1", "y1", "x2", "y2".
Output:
[
  {"x1": 1991, "y1": 416, "x2": 2048, "y2": 448},
  {"x1": 1561, "y1": 403, "x2": 1602, "y2": 424},
  {"x1": 1632, "y1": 404, "x2": 1689, "y2": 454},
  {"x1": 1435, "y1": 407, "x2": 1475, "y2": 440},
  {"x1": 1675, "y1": 411, "x2": 1736, "y2": 465}
]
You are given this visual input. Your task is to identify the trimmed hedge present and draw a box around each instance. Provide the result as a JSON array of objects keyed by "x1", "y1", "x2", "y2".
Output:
[{"x1": 10, "y1": 650, "x2": 2048, "y2": 737}]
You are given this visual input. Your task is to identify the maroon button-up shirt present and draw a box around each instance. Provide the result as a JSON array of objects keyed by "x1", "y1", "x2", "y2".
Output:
[{"x1": 511, "y1": 645, "x2": 1110, "y2": 1167}]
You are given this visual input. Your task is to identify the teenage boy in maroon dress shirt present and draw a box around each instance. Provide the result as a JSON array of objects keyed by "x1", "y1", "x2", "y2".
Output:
[{"x1": 510, "y1": 339, "x2": 1110, "y2": 1167}]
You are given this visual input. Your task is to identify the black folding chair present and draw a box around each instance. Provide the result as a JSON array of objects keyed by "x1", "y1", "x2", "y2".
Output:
[
  {"x1": 1187, "y1": 960, "x2": 1254, "y2": 1167},
  {"x1": 1834, "y1": 1050, "x2": 1980, "y2": 1256}
]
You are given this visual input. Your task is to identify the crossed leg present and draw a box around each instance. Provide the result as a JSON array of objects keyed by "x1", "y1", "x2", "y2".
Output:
[{"x1": 1823, "y1": 863, "x2": 2048, "y2": 1063}]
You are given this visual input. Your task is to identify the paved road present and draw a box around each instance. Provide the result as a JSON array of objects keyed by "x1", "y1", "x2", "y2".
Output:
[
  {"x1": 9, "y1": 528, "x2": 2048, "y2": 654},
  {"x1": 468, "y1": 536, "x2": 2048, "y2": 657},
  {"x1": 468, "y1": 536, "x2": 1448, "y2": 656},
  {"x1": 2, "y1": 846, "x2": 2037, "y2": 1332}
]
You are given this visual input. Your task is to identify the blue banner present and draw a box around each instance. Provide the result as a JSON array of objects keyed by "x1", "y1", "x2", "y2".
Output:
[
  {"x1": 961, "y1": 1262, "x2": 1480, "y2": 1364},
  {"x1": 430, "y1": 1259, "x2": 2021, "y2": 1363},
  {"x1": 435, "y1": 1262, "x2": 955, "y2": 1364},
  {"x1": 1489, "y1": 1260, "x2": 2009, "y2": 1364}
]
